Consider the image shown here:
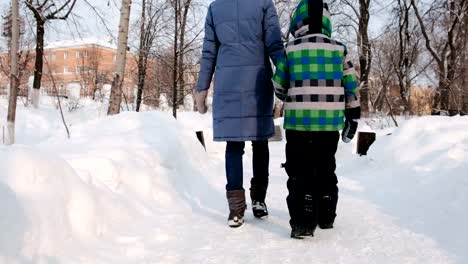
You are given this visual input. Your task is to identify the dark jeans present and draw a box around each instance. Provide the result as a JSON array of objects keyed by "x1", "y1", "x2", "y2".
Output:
[
  {"x1": 284, "y1": 130, "x2": 339, "y2": 227},
  {"x1": 225, "y1": 141, "x2": 269, "y2": 200}
]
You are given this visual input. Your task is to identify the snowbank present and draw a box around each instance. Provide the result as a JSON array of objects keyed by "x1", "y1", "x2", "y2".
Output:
[
  {"x1": 0, "y1": 147, "x2": 99, "y2": 263},
  {"x1": 0, "y1": 111, "x2": 214, "y2": 263},
  {"x1": 340, "y1": 116, "x2": 468, "y2": 263}
]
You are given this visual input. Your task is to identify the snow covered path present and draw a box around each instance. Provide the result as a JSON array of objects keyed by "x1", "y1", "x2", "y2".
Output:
[
  {"x1": 181, "y1": 138, "x2": 452, "y2": 264},
  {"x1": 1, "y1": 101, "x2": 463, "y2": 263}
]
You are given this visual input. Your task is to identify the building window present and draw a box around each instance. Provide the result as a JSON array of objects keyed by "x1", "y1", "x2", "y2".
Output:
[
  {"x1": 64, "y1": 52, "x2": 68, "y2": 60},
  {"x1": 76, "y1": 51, "x2": 81, "y2": 58},
  {"x1": 46, "y1": 53, "x2": 55, "y2": 61},
  {"x1": 64, "y1": 66, "x2": 69, "y2": 73},
  {"x1": 47, "y1": 53, "x2": 56, "y2": 61},
  {"x1": 76, "y1": 66, "x2": 88, "y2": 73},
  {"x1": 113, "y1": 55, "x2": 117, "y2": 62},
  {"x1": 83, "y1": 50, "x2": 88, "y2": 58}
]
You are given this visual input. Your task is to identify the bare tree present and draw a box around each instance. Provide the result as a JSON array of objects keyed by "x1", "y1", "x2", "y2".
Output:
[
  {"x1": 275, "y1": 0, "x2": 300, "y2": 42},
  {"x1": 5, "y1": 0, "x2": 20, "y2": 145},
  {"x1": 75, "y1": 45, "x2": 112, "y2": 99},
  {"x1": 170, "y1": 0, "x2": 180, "y2": 118},
  {"x1": 411, "y1": 0, "x2": 468, "y2": 114},
  {"x1": 144, "y1": 48, "x2": 174, "y2": 107},
  {"x1": 167, "y1": 0, "x2": 201, "y2": 118},
  {"x1": 108, "y1": 0, "x2": 133, "y2": 115},
  {"x1": 358, "y1": 0, "x2": 372, "y2": 115},
  {"x1": 1, "y1": 7, "x2": 33, "y2": 100},
  {"x1": 455, "y1": 5, "x2": 468, "y2": 114},
  {"x1": 176, "y1": 0, "x2": 193, "y2": 116},
  {"x1": 329, "y1": 0, "x2": 372, "y2": 115},
  {"x1": 136, "y1": 0, "x2": 149, "y2": 112},
  {"x1": 371, "y1": 34, "x2": 395, "y2": 113},
  {"x1": 42, "y1": 55, "x2": 70, "y2": 138},
  {"x1": 374, "y1": 0, "x2": 431, "y2": 116},
  {"x1": 25, "y1": 0, "x2": 77, "y2": 108},
  {"x1": 134, "y1": 0, "x2": 168, "y2": 111},
  {"x1": 392, "y1": 0, "x2": 417, "y2": 114}
]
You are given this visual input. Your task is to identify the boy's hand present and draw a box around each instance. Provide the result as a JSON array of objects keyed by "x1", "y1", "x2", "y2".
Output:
[
  {"x1": 342, "y1": 119, "x2": 358, "y2": 143},
  {"x1": 195, "y1": 90, "x2": 208, "y2": 114}
]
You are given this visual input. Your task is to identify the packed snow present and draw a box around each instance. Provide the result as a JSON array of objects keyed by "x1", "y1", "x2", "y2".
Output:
[{"x1": 0, "y1": 97, "x2": 467, "y2": 263}]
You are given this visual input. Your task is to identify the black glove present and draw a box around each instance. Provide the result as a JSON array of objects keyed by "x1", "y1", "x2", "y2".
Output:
[
  {"x1": 342, "y1": 119, "x2": 358, "y2": 143},
  {"x1": 341, "y1": 107, "x2": 361, "y2": 143}
]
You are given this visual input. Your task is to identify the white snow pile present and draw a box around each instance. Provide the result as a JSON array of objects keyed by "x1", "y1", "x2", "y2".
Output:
[
  {"x1": 340, "y1": 116, "x2": 468, "y2": 263},
  {"x1": 0, "y1": 111, "x2": 215, "y2": 263}
]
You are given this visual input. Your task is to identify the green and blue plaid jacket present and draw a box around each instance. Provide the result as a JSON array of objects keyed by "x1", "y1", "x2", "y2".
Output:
[{"x1": 272, "y1": 0, "x2": 360, "y2": 131}]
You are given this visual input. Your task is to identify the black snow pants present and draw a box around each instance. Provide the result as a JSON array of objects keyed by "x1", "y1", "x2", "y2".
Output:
[{"x1": 284, "y1": 130, "x2": 340, "y2": 228}]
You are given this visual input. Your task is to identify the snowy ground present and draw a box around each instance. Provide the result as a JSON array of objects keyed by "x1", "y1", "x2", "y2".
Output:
[{"x1": 0, "y1": 97, "x2": 467, "y2": 263}]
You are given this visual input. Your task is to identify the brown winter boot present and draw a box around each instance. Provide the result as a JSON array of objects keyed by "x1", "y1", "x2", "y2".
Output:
[{"x1": 226, "y1": 190, "x2": 247, "y2": 228}]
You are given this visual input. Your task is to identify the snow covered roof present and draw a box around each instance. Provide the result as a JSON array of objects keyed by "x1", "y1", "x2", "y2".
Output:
[{"x1": 44, "y1": 37, "x2": 118, "y2": 50}]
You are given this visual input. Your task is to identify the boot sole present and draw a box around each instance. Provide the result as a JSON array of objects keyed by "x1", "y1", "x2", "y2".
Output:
[
  {"x1": 319, "y1": 223, "x2": 334, "y2": 229},
  {"x1": 228, "y1": 219, "x2": 245, "y2": 228},
  {"x1": 291, "y1": 236, "x2": 305, "y2": 239},
  {"x1": 291, "y1": 233, "x2": 314, "y2": 239},
  {"x1": 291, "y1": 228, "x2": 314, "y2": 239},
  {"x1": 253, "y1": 211, "x2": 269, "y2": 218}
]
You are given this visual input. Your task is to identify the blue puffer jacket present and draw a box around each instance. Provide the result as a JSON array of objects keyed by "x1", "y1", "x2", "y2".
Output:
[{"x1": 196, "y1": 0, "x2": 284, "y2": 142}]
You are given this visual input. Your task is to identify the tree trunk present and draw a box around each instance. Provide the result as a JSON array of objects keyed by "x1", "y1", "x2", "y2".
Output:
[
  {"x1": 463, "y1": 93, "x2": 468, "y2": 114},
  {"x1": 463, "y1": 61, "x2": 468, "y2": 114},
  {"x1": 462, "y1": 13, "x2": 468, "y2": 114},
  {"x1": 108, "y1": 0, "x2": 132, "y2": 115},
  {"x1": 446, "y1": 0, "x2": 458, "y2": 112},
  {"x1": 172, "y1": 0, "x2": 179, "y2": 118},
  {"x1": 6, "y1": 0, "x2": 20, "y2": 145},
  {"x1": 432, "y1": 87, "x2": 441, "y2": 114},
  {"x1": 358, "y1": 0, "x2": 371, "y2": 116},
  {"x1": 136, "y1": 0, "x2": 147, "y2": 112},
  {"x1": 31, "y1": 19, "x2": 45, "y2": 108},
  {"x1": 440, "y1": 81, "x2": 450, "y2": 113},
  {"x1": 374, "y1": 85, "x2": 385, "y2": 112},
  {"x1": 177, "y1": 0, "x2": 191, "y2": 108},
  {"x1": 398, "y1": 78, "x2": 411, "y2": 115},
  {"x1": 433, "y1": 70, "x2": 447, "y2": 114},
  {"x1": 397, "y1": 0, "x2": 412, "y2": 115}
]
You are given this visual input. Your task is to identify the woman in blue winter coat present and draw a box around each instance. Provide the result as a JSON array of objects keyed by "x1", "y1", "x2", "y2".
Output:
[{"x1": 195, "y1": 0, "x2": 284, "y2": 227}]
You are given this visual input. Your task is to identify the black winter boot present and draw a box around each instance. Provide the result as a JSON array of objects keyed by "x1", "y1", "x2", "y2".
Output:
[
  {"x1": 290, "y1": 225, "x2": 314, "y2": 239},
  {"x1": 252, "y1": 201, "x2": 268, "y2": 218},
  {"x1": 304, "y1": 194, "x2": 318, "y2": 235},
  {"x1": 318, "y1": 195, "x2": 337, "y2": 229},
  {"x1": 250, "y1": 186, "x2": 268, "y2": 218},
  {"x1": 227, "y1": 190, "x2": 247, "y2": 228}
]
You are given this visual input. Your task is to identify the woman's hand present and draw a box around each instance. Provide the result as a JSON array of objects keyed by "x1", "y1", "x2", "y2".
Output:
[{"x1": 195, "y1": 90, "x2": 208, "y2": 114}]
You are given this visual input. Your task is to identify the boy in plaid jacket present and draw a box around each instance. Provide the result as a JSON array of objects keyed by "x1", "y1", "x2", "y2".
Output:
[{"x1": 272, "y1": 0, "x2": 361, "y2": 239}]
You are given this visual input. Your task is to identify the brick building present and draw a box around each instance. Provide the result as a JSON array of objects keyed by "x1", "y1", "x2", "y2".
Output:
[{"x1": 0, "y1": 38, "x2": 137, "y2": 100}]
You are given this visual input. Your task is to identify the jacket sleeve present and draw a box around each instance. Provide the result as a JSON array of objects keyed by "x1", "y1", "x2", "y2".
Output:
[
  {"x1": 342, "y1": 49, "x2": 361, "y2": 119},
  {"x1": 272, "y1": 52, "x2": 290, "y2": 101},
  {"x1": 196, "y1": 5, "x2": 219, "y2": 92},
  {"x1": 263, "y1": 0, "x2": 284, "y2": 65}
]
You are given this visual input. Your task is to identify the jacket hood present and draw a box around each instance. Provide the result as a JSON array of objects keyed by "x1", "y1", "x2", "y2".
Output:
[{"x1": 289, "y1": 0, "x2": 332, "y2": 38}]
